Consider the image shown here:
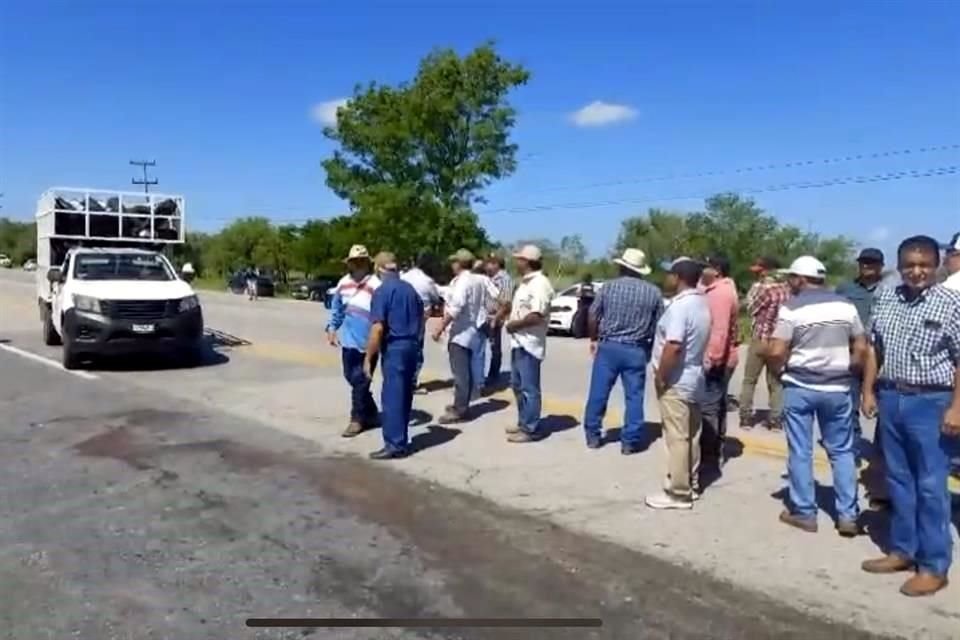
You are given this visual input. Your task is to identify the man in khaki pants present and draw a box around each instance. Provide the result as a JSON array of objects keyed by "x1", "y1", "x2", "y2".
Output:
[
  {"x1": 739, "y1": 256, "x2": 791, "y2": 431},
  {"x1": 646, "y1": 259, "x2": 712, "y2": 510}
]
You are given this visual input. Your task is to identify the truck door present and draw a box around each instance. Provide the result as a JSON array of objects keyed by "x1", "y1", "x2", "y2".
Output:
[{"x1": 51, "y1": 255, "x2": 68, "y2": 333}]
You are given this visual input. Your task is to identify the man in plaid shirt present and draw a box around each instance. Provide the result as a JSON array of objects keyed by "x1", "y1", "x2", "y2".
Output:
[
  {"x1": 738, "y1": 256, "x2": 791, "y2": 431},
  {"x1": 484, "y1": 254, "x2": 514, "y2": 392},
  {"x1": 860, "y1": 235, "x2": 960, "y2": 598}
]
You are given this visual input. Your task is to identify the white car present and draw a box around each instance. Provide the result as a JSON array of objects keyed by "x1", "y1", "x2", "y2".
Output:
[
  {"x1": 548, "y1": 282, "x2": 604, "y2": 334},
  {"x1": 0, "y1": 254, "x2": 11, "y2": 268},
  {"x1": 22, "y1": 259, "x2": 37, "y2": 271}
]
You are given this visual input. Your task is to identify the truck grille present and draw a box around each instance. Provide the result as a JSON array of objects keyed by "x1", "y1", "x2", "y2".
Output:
[{"x1": 101, "y1": 300, "x2": 172, "y2": 320}]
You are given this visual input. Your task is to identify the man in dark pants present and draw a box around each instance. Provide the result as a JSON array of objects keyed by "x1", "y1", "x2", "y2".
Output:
[
  {"x1": 364, "y1": 252, "x2": 424, "y2": 460},
  {"x1": 326, "y1": 245, "x2": 382, "y2": 437},
  {"x1": 484, "y1": 254, "x2": 513, "y2": 390},
  {"x1": 836, "y1": 248, "x2": 885, "y2": 464},
  {"x1": 699, "y1": 255, "x2": 740, "y2": 473}
]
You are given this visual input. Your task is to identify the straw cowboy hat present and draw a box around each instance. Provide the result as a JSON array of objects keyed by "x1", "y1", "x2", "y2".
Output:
[
  {"x1": 343, "y1": 244, "x2": 372, "y2": 263},
  {"x1": 614, "y1": 248, "x2": 652, "y2": 275}
]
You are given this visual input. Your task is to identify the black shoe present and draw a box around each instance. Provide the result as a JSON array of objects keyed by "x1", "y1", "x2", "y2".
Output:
[
  {"x1": 621, "y1": 444, "x2": 642, "y2": 456},
  {"x1": 368, "y1": 447, "x2": 409, "y2": 460},
  {"x1": 586, "y1": 438, "x2": 603, "y2": 450}
]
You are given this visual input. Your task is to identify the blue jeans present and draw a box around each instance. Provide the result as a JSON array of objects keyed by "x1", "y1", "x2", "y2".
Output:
[
  {"x1": 342, "y1": 348, "x2": 378, "y2": 424},
  {"x1": 511, "y1": 347, "x2": 542, "y2": 434},
  {"x1": 850, "y1": 377, "x2": 863, "y2": 457},
  {"x1": 380, "y1": 340, "x2": 418, "y2": 453},
  {"x1": 782, "y1": 384, "x2": 859, "y2": 522},
  {"x1": 470, "y1": 326, "x2": 488, "y2": 395},
  {"x1": 414, "y1": 320, "x2": 426, "y2": 386},
  {"x1": 583, "y1": 341, "x2": 647, "y2": 447},
  {"x1": 877, "y1": 388, "x2": 953, "y2": 576}
]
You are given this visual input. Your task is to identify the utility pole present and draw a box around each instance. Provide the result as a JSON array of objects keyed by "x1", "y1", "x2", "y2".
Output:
[{"x1": 130, "y1": 160, "x2": 159, "y2": 193}]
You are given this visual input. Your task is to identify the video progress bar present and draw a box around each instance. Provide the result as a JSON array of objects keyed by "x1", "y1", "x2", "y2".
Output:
[{"x1": 246, "y1": 618, "x2": 603, "y2": 628}]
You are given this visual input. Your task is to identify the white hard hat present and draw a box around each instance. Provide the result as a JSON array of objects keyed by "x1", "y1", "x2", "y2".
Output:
[{"x1": 181, "y1": 262, "x2": 195, "y2": 273}]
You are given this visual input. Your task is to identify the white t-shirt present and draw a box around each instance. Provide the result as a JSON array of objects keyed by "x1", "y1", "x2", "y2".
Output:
[
  {"x1": 509, "y1": 271, "x2": 555, "y2": 360},
  {"x1": 401, "y1": 267, "x2": 441, "y2": 308},
  {"x1": 944, "y1": 271, "x2": 960, "y2": 291}
]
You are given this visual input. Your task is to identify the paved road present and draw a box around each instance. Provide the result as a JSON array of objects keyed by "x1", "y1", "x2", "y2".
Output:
[{"x1": 0, "y1": 272, "x2": 887, "y2": 639}]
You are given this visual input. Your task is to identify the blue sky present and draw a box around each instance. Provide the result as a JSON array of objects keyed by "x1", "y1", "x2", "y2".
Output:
[{"x1": 1, "y1": 0, "x2": 958, "y2": 257}]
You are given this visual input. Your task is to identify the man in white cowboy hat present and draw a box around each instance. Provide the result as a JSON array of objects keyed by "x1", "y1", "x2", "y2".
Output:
[
  {"x1": 582, "y1": 248, "x2": 663, "y2": 453},
  {"x1": 504, "y1": 244, "x2": 555, "y2": 442},
  {"x1": 325, "y1": 244, "x2": 382, "y2": 437}
]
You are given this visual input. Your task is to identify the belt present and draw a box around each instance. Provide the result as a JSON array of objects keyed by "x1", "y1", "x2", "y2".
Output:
[
  {"x1": 599, "y1": 338, "x2": 652, "y2": 348},
  {"x1": 877, "y1": 380, "x2": 953, "y2": 394}
]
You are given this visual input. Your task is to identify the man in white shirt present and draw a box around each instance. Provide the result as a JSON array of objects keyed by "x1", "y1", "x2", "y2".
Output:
[
  {"x1": 505, "y1": 244, "x2": 555, "y2": 443},
  {"x1": 942, "y1": 232, "x2": 960, "y2": 291},
  {"x1": 401, "y1": 253, "x2": 441, "y2": 392},
  {"x1": 431, "y1": 249, "x2": 490, "y2": 423}
]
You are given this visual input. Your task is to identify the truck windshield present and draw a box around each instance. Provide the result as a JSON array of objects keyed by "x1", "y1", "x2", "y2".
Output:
[{"x1": 73, "y1": 254, "x2": 174, "y2": 281}]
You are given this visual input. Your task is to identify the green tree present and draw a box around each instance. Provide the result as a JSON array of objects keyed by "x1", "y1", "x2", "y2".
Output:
[
  {"x1": 557, "y1": 234, "x2": 587, "y2": 277},
  {"x1": 0, "y1": 218, "x2": 36, "y2": 264},
  {"x1": 321, "y1": 42, "x2": 529, "y2": 260}
]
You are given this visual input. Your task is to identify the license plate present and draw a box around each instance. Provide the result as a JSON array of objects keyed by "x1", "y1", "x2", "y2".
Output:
[{"x1": 131, "y1": 324, "x2": 155, "y2": 334}]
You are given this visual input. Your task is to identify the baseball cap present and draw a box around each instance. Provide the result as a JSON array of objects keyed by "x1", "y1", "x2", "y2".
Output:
[
  {"x1": 448, "y1": 248, "x2": 476, "y2": 264},
  {"x1": 513, "y1": 244, "x2": 543, "y2": 262},
  {"x1": 856, "y1": 248, "x2": 885, "y2": 264},
  {"x1": 658, "y1": 255, "x2": 695, "y2": 271},
  {"x1": 783, "y1": 256, "x2": 827, "y2": 279},
  {"x1": 704, "y1": 255, "x2": 731, "y2": 276},
  {"x1": 749, "y1": 256, "x2": 781, "y2": 273},
  {"x1": 942, "y1": 232, "x2": 960, "y2": 254}
]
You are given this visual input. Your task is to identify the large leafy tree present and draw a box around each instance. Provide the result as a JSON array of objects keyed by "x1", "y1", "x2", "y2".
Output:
[{"x1": 321, "y1": 42, "x2": 530, "y2": 260}]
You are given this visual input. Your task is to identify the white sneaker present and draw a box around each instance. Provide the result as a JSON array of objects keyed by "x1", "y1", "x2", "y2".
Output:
[
  {"x1": 645, "y1": 491, "x2": 694, "y2": 510},
  {"x1": 662, "y1": 478, "x2": 700, "y2": 501}
]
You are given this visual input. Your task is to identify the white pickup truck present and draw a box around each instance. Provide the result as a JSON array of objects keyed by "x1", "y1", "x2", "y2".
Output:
[{"x1": 36, "y1": 187, "x2": 204, "y2": 369}]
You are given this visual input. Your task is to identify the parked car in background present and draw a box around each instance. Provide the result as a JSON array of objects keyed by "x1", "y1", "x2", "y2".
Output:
[
  {"x1": 291, "y1": 277, "x2": 336, "y2": 302},
  {"x1": 0, "y1": 254, "x2": 12, "y2": 268},
  {"x1": 22, "y1": 259, "x2": 37, "y2": 271},
  {"x1": 548, "y1": 281, "x2": 604, "y2": 335},
  {"x1": 227, "y1": 271, "x2": 276, "y2": 297}
]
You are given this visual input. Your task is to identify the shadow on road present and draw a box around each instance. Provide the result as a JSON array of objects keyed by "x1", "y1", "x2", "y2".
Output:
[
  {"x1": 419, "y1": 378, "x2": 454, "y2": 393},
  {"x1": 535, "y1": 414, "x2": 580, "y2": 440},
  {"x1": 85, "y1": 338, "x2": 230, "y2": 372},
  {"x1": 411, "y1": 425, "x2": 461, "y2": 453},
  {"x1": 409, "y1": 409, "x2": 433, "y2": 428},
  {"x1": 469, "y1": 398, "x2": 510, "y2": 420},
  {"x1": 603, "y1": 421, "x2": 663, "y2": 451}
]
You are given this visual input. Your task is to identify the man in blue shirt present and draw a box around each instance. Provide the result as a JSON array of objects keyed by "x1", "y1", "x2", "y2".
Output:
[
  {"x1": 582, "y1": 248, "x2": 662, "y2": 453},
  {"x1": 860, "y1": 235, "x2": 960, "y2": 597},
  {"x1": 365, "y1": 252, "x2": 425, "y2": 460}
]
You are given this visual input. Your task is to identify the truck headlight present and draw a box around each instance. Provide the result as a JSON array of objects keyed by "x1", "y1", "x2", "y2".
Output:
[
  {"x1": 73, "y1": 294, "x2": 101, "y2": 313},
  {"x1": 178, "y1": 295, "x2": 200, "y2": 313}
]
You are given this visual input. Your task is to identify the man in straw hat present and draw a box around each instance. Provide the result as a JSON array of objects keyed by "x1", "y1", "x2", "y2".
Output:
[
  {"x1": 364, "y1": 252, "x2": 424, "y2": 460},
  {"x1": 325, "y1": 244, "x2": 382, "y2": 438},
  {"x1": 504, "y1": 244, "x2": 555, "y2": 443},
  {"x1": 582, "y1": 248, "x2": 662, "y2": 453},
  {"x1": 431, "y1": 248, "x2": 491, "y2": 424}
]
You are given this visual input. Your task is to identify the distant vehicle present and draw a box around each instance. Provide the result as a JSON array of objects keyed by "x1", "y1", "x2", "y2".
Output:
[
  {"x1": 35, "y1": 187, "x2": 202, "y2": 369},
  {"x1": 291, "y1": 277, "x2": 336, "y2": 302},
  {"x1": 228, "y1": 271, "x2": 275, "y2": 297},
  {"x1": 548, "y1": 282, "x2": 604, "y2": 335},
  {"x1": 22, "y1": 259, "x2": 37, "y2": 271},
  {"x1": 0, "y1": 254, "x2": 11, "y2": 268}
]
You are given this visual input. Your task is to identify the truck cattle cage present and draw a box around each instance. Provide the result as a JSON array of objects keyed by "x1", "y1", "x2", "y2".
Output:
[{"x1": 36, "y1": 187, "x2": 185, "y2": 244}]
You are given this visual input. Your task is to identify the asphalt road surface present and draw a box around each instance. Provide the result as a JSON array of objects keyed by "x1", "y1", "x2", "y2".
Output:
[{"x1": 0, "y1": 270, "x2": 892, "y2": 639}]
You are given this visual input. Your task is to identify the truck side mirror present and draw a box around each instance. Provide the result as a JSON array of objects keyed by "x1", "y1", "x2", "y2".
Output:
[
  {"x1": 181, "y1": 270, "x2": 195, "y2": 283},
  {"x1": 46, "y1": 267, "x2": 62, "y2": 283}
]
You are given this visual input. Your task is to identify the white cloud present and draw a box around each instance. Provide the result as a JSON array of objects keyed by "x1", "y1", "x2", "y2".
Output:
[
  {"x1": 868, "y1": 226, "x2": 890, "y2": 243},
  {"x1": 310, "y1": 98, "x2": 349, "y2": 126},
  {"x1": 570, "y1": 100, "x2": 638, "y2": 127}
]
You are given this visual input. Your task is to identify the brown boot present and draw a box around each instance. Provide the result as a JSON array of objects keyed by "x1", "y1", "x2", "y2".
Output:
[
  {"x1": 899, "y1": 572, "x2": 949, "y2": 597},
  {"x1": 836, "y1": 518, "x2": 860, "y2": 538},
  {"x1": 779, "y1": 510, "x2": 818, "y2": 533},
  {"x1": 342, "y1": 421, "x2": 364, "y2": 438},
  {"x1": 861, "y1": 554, "x2": 914, "y2": 574}
]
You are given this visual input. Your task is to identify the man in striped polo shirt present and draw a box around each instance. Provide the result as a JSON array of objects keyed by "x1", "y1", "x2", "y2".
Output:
[
  {"x1": 766, "y1": 256, "x2": 867, "y2": 538},
  {"x1": 326, "y1": 245, "x2": 382, "y2": 437}
]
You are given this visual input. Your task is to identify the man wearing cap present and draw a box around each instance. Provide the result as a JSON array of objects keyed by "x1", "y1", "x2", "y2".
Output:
[
  {"x1": 364, "y1": 252, "x2": 424, "y2": 460},
  {"x1": 505, "y1": 244, "x2": 555, "y2": 443},
  {"x1": 431, "y1": 248, "x2": 492, "y2": 423},
  {"x1": 943, "y1": 232, "x2": 960, "y2": 291},
  {"x1": 484, "y1": 254, "x2": 514, "y2": 390},
  {"x1": 836, "y1": 248, "x2": 886, "y2": 466},
  {"x1": 860, "y1": 235, "x2": 960, "y2": 597},
  {"x1": 469, "y1": 259, "x2": 497, "y2": 400},
  {"x1": 739, "y1": 256, "x2": 791, "y2": 431},
  {"x1": 326, "y1": 245, "x2": 382, "y2": 437},
  {"x1": 646, "y1": 259, "x2": 711, "y2": 510},
  {"x1": 699, "y1": 255, "x2": 740, "y2": 472},
  {"x1": 765, "y1": 256, "x2": 866, "y2": 537},
  {"x1": 582, "y1": 248, "x2": 662, "y2": 453}
]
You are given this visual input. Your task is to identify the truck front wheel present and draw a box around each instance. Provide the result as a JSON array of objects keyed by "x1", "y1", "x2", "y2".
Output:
[
  {"x1": 61, "y1": 340, "x2": 80, "y2": 370},
  {"x1": 42, "y1": 305, "x2": 61, "y2": 346}
]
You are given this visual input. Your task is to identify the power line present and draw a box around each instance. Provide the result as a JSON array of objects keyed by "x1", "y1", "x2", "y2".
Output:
[
  {"x1": 482, "y1": 165, "x2": 960, "y2": 215},
  {"x1": 196, "y1": 164, "x2": 959, "y2": 224},
  {"x1": 520, "y1": 143, "x2": 960, "y2": 196},
  {"x1": 130, "y1": 159, "x2": 159, "y2": 193}
]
